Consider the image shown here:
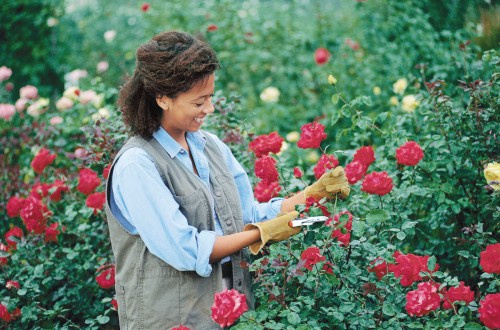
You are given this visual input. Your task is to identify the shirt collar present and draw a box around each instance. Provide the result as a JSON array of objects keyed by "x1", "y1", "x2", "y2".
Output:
[{"x1": 152, "y1": 127, "x2": 207, "y2": 158}]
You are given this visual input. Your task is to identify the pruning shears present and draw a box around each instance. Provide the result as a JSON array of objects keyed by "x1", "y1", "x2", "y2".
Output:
[{"x1": 288, "y1": 216, "x2": 329, "y2": 228}]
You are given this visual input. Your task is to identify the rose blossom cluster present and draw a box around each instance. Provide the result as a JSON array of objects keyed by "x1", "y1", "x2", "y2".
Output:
[
  {"x1": 367, "y1": 250, "x2": 500, "y2": 326},
  {"x1": 344, "y1": 141, "x2": 424, "y2": 197},
  {"x1": 250, "y1": 132, "x2": 284, "y2": 202},
  {"x1": 325, "y1": 211, "x2": 354, "y2": 246},
  {"x1": 211, "y1": 289, "x2": 248, "y2": 327}
]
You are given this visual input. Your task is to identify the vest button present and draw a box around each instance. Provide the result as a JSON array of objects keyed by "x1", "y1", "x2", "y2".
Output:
[
  {"x1": 215, "y1": 191, "x2": 222, "y2": 197},
  {"x1": 225, "y1": 220, "x2": 232, "y2": 226}
]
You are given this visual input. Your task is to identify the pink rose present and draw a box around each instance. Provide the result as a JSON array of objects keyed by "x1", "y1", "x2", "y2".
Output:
[
  {"x1": 0, "y1": 66, "x2": 13, "y2": 82},
  {"x1": 253, "y1": 180, "x2": 281, "y2": 202},
  {"x1": 353, "y1": 146, "x2": 375, "y2": 167},
  {"x1": 78, "y1": 168, "x2": 101, "y2": 195},
  {"x1": 19, "y1": 85, "x2": 38, "y2": 100},
  {"x1": 0, "y1": 104, "x2": 15, "y2": 121},
  {"x1": 478, "y1": 293, "x2": 500, "y2": 330},
  {"x1": 314, "y1": 48, "x2": 330, "y2": 65},
  {"x1": 480, "y1": 243, "x2": 500, "y2": 274},
  {"x1": 345, "y1": 160, "x2": 367, "y2": 184},
  {"x1": 211, "y1": 289, "x2": 248, "y2": 327},
  {"x1": 442, "y1": 281, "x2": 474, "y2": 309}
]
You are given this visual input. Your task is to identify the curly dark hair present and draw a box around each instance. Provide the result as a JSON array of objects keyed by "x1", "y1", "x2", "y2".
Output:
[{"x1": 117, "y1": 31, "x2": 220, "y2": 138}]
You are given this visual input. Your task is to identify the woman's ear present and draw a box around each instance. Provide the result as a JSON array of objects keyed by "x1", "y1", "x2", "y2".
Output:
[{"x1": 156, "y1": 96, "x2": 170, "y2": 111}]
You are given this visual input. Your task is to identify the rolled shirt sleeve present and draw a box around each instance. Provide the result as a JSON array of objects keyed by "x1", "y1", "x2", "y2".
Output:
[{"x1": 110, "y1": 148, "x2": 216, "y2": 277}]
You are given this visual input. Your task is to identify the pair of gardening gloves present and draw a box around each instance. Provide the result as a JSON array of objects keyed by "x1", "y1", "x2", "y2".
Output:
[{"x1": 244, "y1": 166, "x2": 350, "y2": 255}]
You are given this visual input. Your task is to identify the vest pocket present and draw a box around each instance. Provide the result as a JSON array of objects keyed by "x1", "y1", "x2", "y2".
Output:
[
  {"x1": 172, "y1": 189, "x2": 211, "y2": 230},
  {"x1": 115, "y1": 284, "x2": 128, "y2": 329}
]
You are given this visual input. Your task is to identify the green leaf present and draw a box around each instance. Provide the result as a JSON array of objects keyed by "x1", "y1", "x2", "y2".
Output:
[
  {"x1": 17, "y1": 289, "x2": 27, "y2": 296},
  {"x1": 382, "y1": 303, "x2": 396, "y2": 316},
  {"x1": 463, "y1": 322, "x2": 483, "y2": 330},
  {"x1": 339, "y1": 302, "x2": 355, "y2": 314},
  {"x1": 427, "y1": 256, "x2": 437, "y2": 271},
  {"x1": 331, "y1": 94, "x2": 340, "y2": 104},
  {"x1": 97, "y1": 315, "x2": 110, "y2": 324},
  {"x1": 333, "y1": 311, "x2": 344, "y2": 322},
  {"x1": 286, "y1": 312, "x2": 300, "y2": 325},
  {"x1": 396, "y1": 232, "x2": 406, "y2": 240},
  {"x1": 366, "y1": 209, "x2": 389, "y2": 224}
]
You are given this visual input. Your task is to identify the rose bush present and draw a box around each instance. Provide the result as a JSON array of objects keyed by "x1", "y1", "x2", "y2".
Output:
[{"x1": 0, "y1": 1, "x2": 498, "y2": 329}]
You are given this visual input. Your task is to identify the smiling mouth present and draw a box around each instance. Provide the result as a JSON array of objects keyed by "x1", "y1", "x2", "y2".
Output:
[{"x1": 195, "y1": 117, "x2": 204, "y2": 124}]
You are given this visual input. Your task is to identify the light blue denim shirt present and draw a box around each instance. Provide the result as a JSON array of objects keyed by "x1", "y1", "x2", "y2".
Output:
[{"x1": 109, "y1": 128, "x2": 283, "y2": 277}]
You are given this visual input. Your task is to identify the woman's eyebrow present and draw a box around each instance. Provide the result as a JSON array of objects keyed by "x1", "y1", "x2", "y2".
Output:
[{"x1": 193, "y1": 91, "x2": 215, "y2": 101}]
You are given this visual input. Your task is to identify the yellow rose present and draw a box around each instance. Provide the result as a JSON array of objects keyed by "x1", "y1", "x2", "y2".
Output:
[
  {"x1": 373, "y1": 86, "x2": 381, "y2": 95},
  {"x1": 484, "y1": 162, "x2": 500, "y2": 190},
  {"x1": 286, "y1": 131, "x2": 300, "y2": 143},
  {"x1": 393, "y1": 78, "x2": 408, "y2": 95},
  {"x1": 328, "y1": 74, "x2": 337, "y2": 86},
  {"x1": 276, "y1": 141, "x2": 289, "y2": 156},
  {"x1": 259, "y1": 87, "x2": 280, "y2": 103},
  {"x1": 401, "y1": 95, "x2": 419, "y2": 113},
  {"x1": 390, "y1": 96, "x2": 399, "y2": 106},
  {"x1": 305, "y1": 150, "x2": 320, "y2": 164}
]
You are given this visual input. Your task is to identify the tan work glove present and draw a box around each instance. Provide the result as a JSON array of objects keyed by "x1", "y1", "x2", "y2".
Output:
[
  {"x1": 244, "y1": 211, "x2": 301, "y2": 255},
  {"x1": 304, "y1": 166, "x2": 350, "y2": 201}
]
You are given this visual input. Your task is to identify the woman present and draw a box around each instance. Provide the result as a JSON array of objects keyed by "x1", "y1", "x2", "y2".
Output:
[{"x1": 105, "y1": 30, "x2": 349, "y2": 329}]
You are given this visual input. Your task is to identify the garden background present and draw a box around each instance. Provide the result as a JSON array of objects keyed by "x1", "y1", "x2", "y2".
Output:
[{"x1": 0, "y1": 0, "x2": 499, "y2": 329}]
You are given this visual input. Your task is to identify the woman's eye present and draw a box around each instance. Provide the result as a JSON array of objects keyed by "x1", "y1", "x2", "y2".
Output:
[{"x1": 195, "y1": 103, "x2": 203, "y2": 107}]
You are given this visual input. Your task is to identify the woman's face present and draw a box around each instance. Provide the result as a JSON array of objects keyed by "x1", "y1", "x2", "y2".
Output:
[{"x1": 157, "y1": 73, "x2": 215, "y2": 140}]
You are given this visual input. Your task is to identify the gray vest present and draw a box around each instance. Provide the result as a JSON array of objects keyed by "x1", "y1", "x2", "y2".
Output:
[{"x1": 105, "y1": 133, "x2": 253, "y2": 329}]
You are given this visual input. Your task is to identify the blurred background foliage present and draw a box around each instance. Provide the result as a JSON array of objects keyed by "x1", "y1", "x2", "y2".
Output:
[{"x1": 1, "y1": 0, "x2": 498, "y2": 137}]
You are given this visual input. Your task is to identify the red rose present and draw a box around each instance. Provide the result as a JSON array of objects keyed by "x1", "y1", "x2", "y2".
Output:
[
  {"x1": 86, "y1": 192, "x2": 106, "y2": 215},
  {"x1": 102, "y1": 164, "x2": 111, "y2": 180},
  {"x1": 0, "y1": 244, "x2": 8, "y2": 265},
  {"x1": 31, "y1": 148, "x2": 56, "y2": 174},
  {"x1": 0, "y1": 304, "x2": 11, "y2": 322},
  {"x1": 211, "y1": 289, "x2": 248, "y2": 328},
  {"x1": 480, "y1": 243, "x2": 500, "y2": 274},
  {"x1": 78, "y1": 168, "x2": 101, "y2": 195},
  {"x1": 396, "y1": 141, "x2": 424, "y2": 166},
  {"x1": 96, "y1": 264, "x2": 115, "y2": 289},
  {"x1": 301, "y1": 246, "x2": 326, "y2": 270},
  {"x1": 314, "y1": 47, "x2": 330, "y2": 65},
  {"x1": 254, "y1": 155, "x2": 279, "y2": 183},
  {"x1": 361, "y1": 171, "x2": 393, "y2": 196},
  {"x1": 207, "y1": 24, "x2": 218, "y2": 32},
  {"x1": 6, "y1": 196, "x2": 25, "y2": 218},
  {"x1": 368, "y1": 258, "x2": 389, "y2": 280},
  {"x1": 313, "y1": 154, "x2": 339, "y2": 180},
  {"x1": 10, "y1": 308, "x2": 20, "y2": 320},
  {"x1": 327, "y1": 211, "x2": 353, "y2": 246},
  {"x1": 44, "y1": 223, "x2": 60, "y2": 243},
  {"x1": 353, "y1": 146, "x2": 375, "y2": 167},
  {"x1": 30, "y1": 182, "x2": 51, "y2": 200},
  {"x1": 345, "y1": 160, "x2": 367, "y2": 184},
  {"x1": 478, "y1": 293, "x2": 500, "y2": 330},
  {"x1": 297, "y1": 122, "x2": 327, "y2": 149},
  {"x1": 4, "y1": 226, "x2": 23, "y2": 250},
  {"x1": 49, "y1": 179, "x2": 69, "y2": 202},
  {"x1": 19, "y1": 196, "x2": 50, "y2": 234},
  {"x1": 405, "y1": 282, "x2": 441, "y2": 317},
  {"x1": 6, "y1": 280, "x2": 20, "y2": 290},
  {"x1": 388, "y1": 251, "x2": 439, "y2": 287},
  {"x1": 254, "y1": 180, "x2": 281, "y2": 202},
  {"x1": 141, "y1": 2, "x2": 150, "y2": 12},
  {"x1": 111, "y1": 298, "x2": 118, "y2": 310},
  {"x1": 293, "y1": 167, "x2": 303, "y2": 178},
  {"x1": 249, "y1": 132, "x2": 284, "y2": 158},
  {"x1": 322, "y1": 261, "x2": 334, "y2": 274},
  {"x1": 442, "y1": 281, "x2": 474, "y2": 309}
]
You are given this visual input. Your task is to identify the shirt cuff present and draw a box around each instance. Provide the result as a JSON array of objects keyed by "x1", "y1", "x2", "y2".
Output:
[{"x1": 195, "y1": 230, "x2": 217, "y2": 277}]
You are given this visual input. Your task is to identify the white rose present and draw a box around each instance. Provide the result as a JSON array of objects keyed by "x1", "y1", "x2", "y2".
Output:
[
  {"x1": 401, "y1": 95, "x2": 419, "y2": 113},
  {"x1": 260, "y1": 87, "x2": 280, "y2": 103}
]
